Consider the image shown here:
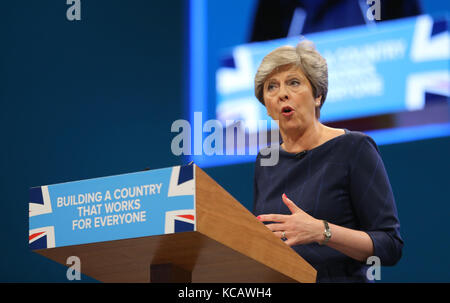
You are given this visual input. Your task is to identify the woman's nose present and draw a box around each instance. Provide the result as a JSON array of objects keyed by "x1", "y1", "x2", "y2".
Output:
[{"x1": 278, "y1": 84, "x2": 289, "y2": 101}]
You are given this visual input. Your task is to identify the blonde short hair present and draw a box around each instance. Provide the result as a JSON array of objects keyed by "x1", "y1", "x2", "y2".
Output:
[{"x1": 254, "y1": 40, "x2": 328, "y2": 118}]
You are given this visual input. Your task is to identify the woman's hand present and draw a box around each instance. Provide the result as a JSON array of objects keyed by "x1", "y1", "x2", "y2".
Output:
[
  {"x1": 257, "y1": 193, "x2": 323, "y2": 246},
  {"x1": 257, "y1": 194, "x2": 375, "y2": 261}
]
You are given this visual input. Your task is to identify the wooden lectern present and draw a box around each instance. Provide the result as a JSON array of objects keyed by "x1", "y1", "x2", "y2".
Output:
[{"x1": 33, "y1": 166, "x2": 316, "y2": 283}]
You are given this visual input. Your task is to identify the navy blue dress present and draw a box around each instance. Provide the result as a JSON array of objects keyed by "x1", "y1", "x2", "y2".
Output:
[{"x1": 253, "y1": 129, "x2": 403, "y2": 282}]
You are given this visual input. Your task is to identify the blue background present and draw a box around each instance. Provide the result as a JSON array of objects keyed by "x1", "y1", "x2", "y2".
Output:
[{"x1": 1, "y1": 0, "x2": 449, "y2": 282}]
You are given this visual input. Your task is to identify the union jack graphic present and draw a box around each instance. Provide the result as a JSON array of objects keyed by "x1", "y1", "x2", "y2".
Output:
[
  {"x1": 168, "y1": 164, "x2": 194, "y2": 197},
  {"x1": 165, "y1": 164, "x2": 196, "y2": 233},
  {"x1": 29, "y1": 226, "x2": 55, "y2": 249},
  {"x1": 29, "y1": 186, "x2": 52, "y2": 217},
  {"x1": 29, "y1": 186, "x2": 55, "y2": 249},
  {"x1": 164, "y1": 209, "x2": 195, "y2": 234}
]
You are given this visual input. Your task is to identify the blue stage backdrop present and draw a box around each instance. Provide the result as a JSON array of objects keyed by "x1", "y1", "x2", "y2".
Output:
[{"x1": 1, "y1": 1, "x2": 185, "y2": 282}]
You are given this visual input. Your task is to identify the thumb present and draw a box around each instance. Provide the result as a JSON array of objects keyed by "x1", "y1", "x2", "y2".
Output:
[{"x1": 282, "y1": 193, "x2": 301, "y2": 214}]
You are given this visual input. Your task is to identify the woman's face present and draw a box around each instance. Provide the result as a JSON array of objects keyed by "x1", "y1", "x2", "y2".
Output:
[{"x1": 263, "y1": 65, "x2": 321, "y2": 133}]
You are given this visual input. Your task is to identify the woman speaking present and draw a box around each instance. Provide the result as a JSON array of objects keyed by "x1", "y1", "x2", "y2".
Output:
[{"x1": 253, "y1": 40, "x2": 403, "y2": 282}]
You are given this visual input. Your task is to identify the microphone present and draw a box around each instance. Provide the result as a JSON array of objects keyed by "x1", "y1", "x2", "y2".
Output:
[{"x1": 295, "y1": 150, "x2": 308, "y2": 159}]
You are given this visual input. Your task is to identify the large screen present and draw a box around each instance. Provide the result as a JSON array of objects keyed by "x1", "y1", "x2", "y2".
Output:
[{"x1": 187, "y1": 1, "x2": 449, "y2": 167}]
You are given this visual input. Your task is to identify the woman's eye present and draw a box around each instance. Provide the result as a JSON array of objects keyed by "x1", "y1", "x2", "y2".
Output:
[
  {"x1": 289, "y1": 79, "x2": 300, "y2": 86},
  {"x1": 267, "y1": 83, "x2": 277, "y2": 91}
]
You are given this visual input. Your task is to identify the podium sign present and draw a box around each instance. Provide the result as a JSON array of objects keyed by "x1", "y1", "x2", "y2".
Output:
[
  {"x1": 29, "y1": 165, "x2": 196, "y2": 249},
  {"x1": 29, "y1": 164, "x2": 316, "y2": 283}
]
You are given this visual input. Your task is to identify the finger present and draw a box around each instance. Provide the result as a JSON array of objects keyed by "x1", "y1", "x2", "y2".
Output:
[
  {"x1": 282, "y1": 193, "x2": 301, "y2": 214},
  {"x1": 265, "y1": 223, "x2": 286, "y2": 232},
  {"x1": 273, "y1": 231, "x2": 284, "y2": 238},
  {"x1": 257, "y1": 214, "x2": 289, "y2": 223},
  {"x1": 284, "y1": 238, "x2": 296, "y2": 246}
]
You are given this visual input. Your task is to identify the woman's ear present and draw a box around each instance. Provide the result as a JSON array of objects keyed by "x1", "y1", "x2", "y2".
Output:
[{"x1": 315, "y1": 95, "x2": 322, "y2": 107}]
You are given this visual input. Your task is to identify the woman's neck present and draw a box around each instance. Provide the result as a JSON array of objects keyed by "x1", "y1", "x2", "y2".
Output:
[
  {"x1": 280, "y1": 121, "x2": 325, "y2": 153},
  {"x1": 281, "y1": 123, "x2": 345, "y2": 154}
]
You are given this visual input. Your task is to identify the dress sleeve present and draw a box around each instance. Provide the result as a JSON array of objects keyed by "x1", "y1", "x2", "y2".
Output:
[{"x1": 349, "y1": 135, "x2": 403, "y2": 266}]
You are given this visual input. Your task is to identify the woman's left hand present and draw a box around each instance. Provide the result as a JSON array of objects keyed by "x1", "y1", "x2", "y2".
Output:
[{"x1": 257, "y1": 193, "x2": 323, "y2": 246}]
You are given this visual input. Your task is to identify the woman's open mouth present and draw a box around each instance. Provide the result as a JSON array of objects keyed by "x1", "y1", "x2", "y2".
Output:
[{"x1": 281, "y1": 105, "x2": 294, "y2": 117}]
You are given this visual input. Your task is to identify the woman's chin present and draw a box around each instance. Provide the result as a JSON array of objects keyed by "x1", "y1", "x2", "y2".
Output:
[{"x1": 279, "y1": 121, "x2": 302, "y2": 133}]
